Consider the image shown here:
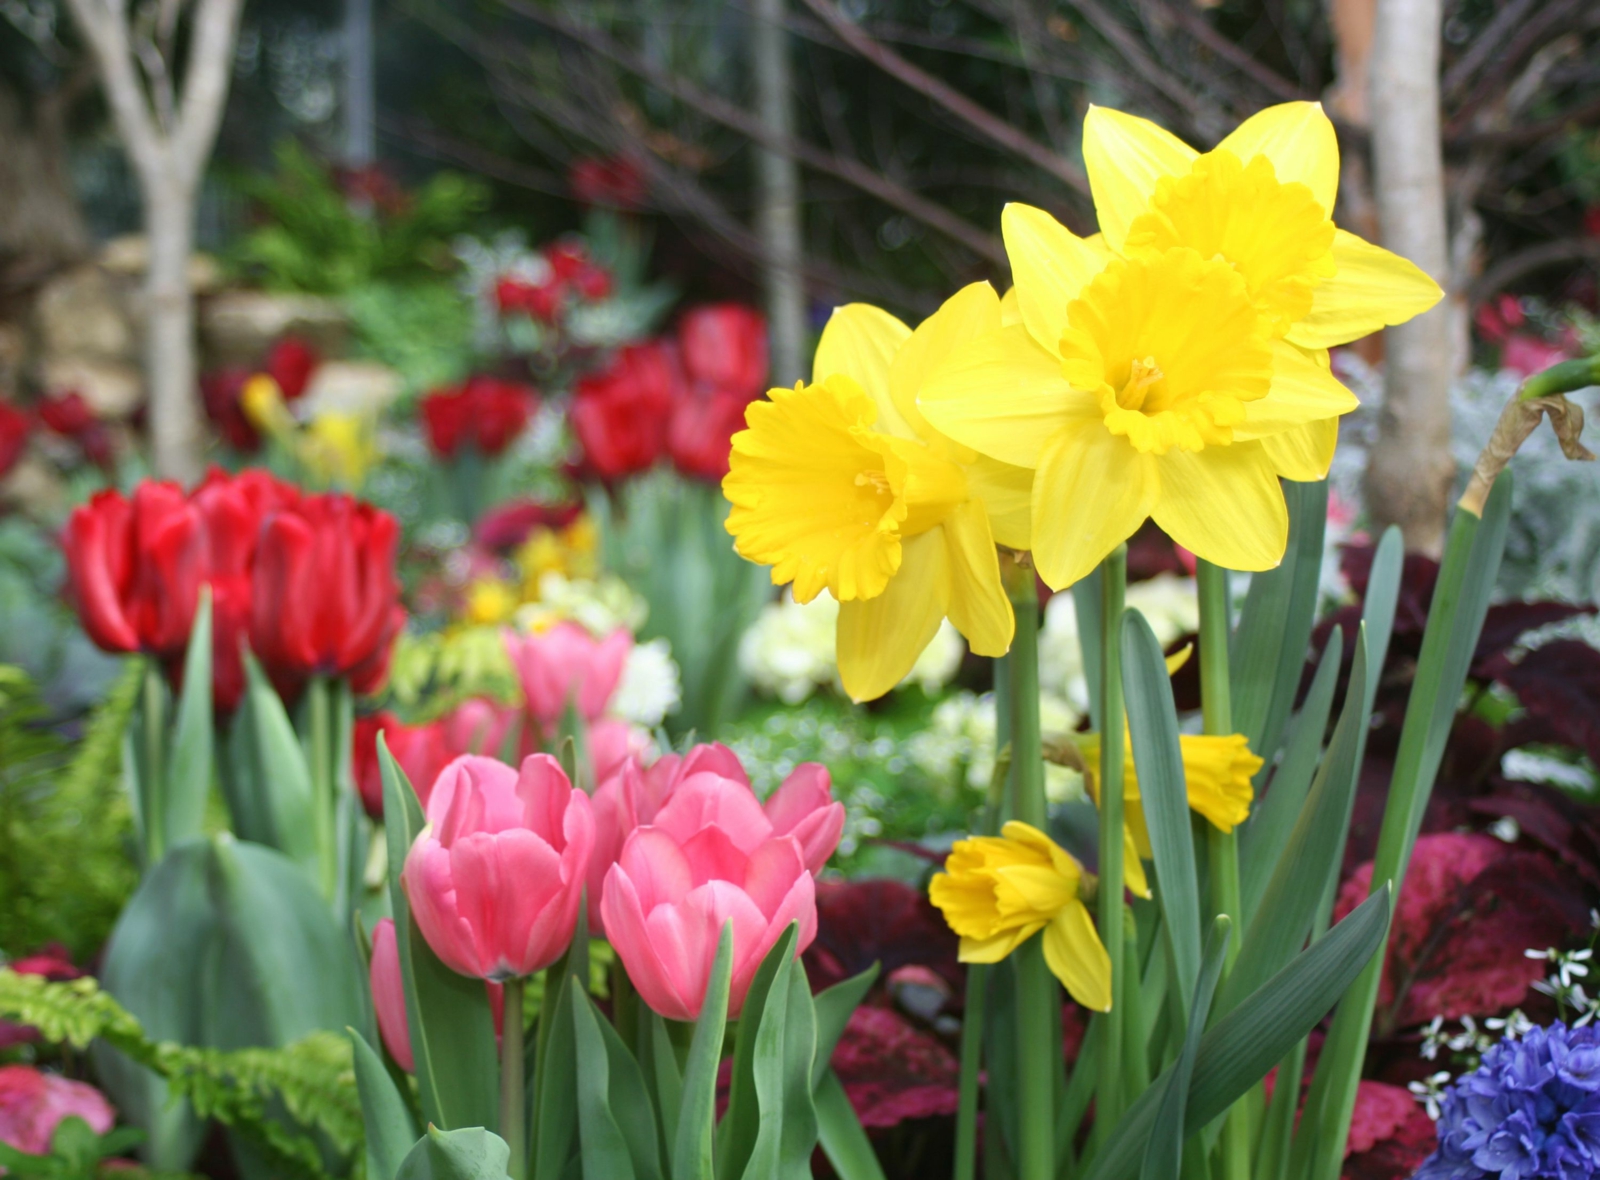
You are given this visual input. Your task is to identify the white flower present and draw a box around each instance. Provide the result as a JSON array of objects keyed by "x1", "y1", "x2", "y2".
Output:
[
  {"x1": 611, "y1": 637, "x2": 681, "y2": 727},
  {"x1": 1039, "y1": 574, "x2": 1198, "y2": 711},
  {"x1": 515, "y1": 571, "x2": 647, "y2": 637},
  {"x1": 1409, "y1": 1072, "x2": 1453, "y2": 1121},
  {"x1": 905, "y1": 689, "x2": 1083, "y2": 801}
]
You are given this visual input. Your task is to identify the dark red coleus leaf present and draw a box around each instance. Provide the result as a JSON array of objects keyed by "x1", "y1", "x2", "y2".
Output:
[
  {"x1": 805, "y1": 878, "x2": 961, "y2": 995},
  {"x1": 1492, "y1": 638, "x2": 1600, "y2": 766},
  {"x1": 831, "y1": 1006, "x2": 959, "y2": 1129},
  {"x1": 1341, "y1": 1081, "x2": 1437, "y2": 1180}
]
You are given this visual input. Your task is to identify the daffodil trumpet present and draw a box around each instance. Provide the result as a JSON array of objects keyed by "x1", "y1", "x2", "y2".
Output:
[{"x1": 918, "y1": 101, "x2": 1444, "y2": 591}]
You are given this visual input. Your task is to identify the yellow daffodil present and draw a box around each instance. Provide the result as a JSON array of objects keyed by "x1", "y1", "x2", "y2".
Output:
[
  {"x1": 302, "y1": 411, "x2": 376, "y2": 489},
  {"x1": 723, "y1": 284, "x2": 1034, "y2": 701},
  {"x1": 930, "y1": 821, "x2": 1112, "y2": 1011},
  {"x1": 1079, "y1": 730, "x2": 1262, "y2": 858},
  {"x1": 464, "y1": 577, "x2": 520, "y2": 626},
  {"x1": 920, "y1": 102, "x2": 1443, "y2": 590}
]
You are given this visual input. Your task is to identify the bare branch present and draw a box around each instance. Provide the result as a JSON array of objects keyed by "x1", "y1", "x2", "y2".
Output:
[
  {"x1": 1470, "y1": 236, "x2": 1600, "y2": 305},
  {"x1": 796, "y1": 0, "x2": 1090, "y2": 195},
  {"x1": 61, "y1": 0, "x2": 165, "y2": 178},
  {"x1": 1139, "y1": 0, "x2": 1307, "y2": 102},
  {"x1": 173, "y1": 0, "x2": 243, "y2": 185}
]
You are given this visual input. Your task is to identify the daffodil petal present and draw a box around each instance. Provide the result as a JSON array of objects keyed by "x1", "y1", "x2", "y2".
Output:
[
  {"x1": 1123, "y1": 826, "x2": 1151, "y2": 899},
  {"x1": 996, "y1": 863, "x2": 1078, "y2": 912},
  {"x1": 836, "y1": 529, "x2": 949, "y2": 702},
  {"x1": 1286, "y1": 229, "x2": 1444, "y2": 349},
  {"x1": 1083, "y1": 105, "x2": 1198, "y2": 254},
  {"x1": 919, "y1": 325, "x2": 1090, "y2": 469},
  {"x1": 814, "y1": 303, "x2": 915, "y2": 435},
  {"x1": 1151, "y1": 442, "x2": 1288, "y2": 572},
  {"x1": 942, "y1": 501, "x2": 1014, "y2": 658},
  {"x1": 890, "y1": 282, "x2": 1001, "y2": 440},
  {"x1": 999, "y1": 285, "x2": 1023, "y2": 326},
  {"x1": 1215, "y1": 101, "x2": 1339, "y2": 213},
  {"x1": 965, "y1": 455, "x2": 1032, "y2": 550},
  {"x1": 1030, "y1": 420, "x2": 1154, "y2": 591},
  {"x1": 1043, "y1": 901, "x2": 1113, "y2": 1012},
  {"x1": 1262, "y1": 417, "x2": 1338, "y2": 481},
  {"x1": 1002, "y1": 203, "x2": 1112, "y2": 355},
  {"x1": 1235, "y1": 340, "x2": 1359, "y2": 439},
  {"x1": 960, "y1": 925, "x2": 1043, "y2": 964}
]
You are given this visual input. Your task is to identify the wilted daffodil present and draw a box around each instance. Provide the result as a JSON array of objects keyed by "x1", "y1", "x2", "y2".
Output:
[
  {"x1": 921, "y1": 102, "x2": 1443, "y2": 590},
  {"x1": 930, "y1": 821, "x2": 1112, "y2": 1011},
  {"x1": 1078, "y1": 730, "x2": 1262, "y2": 858},
  {"x1": 724, "y1": 284, "x2": 1033, "y2": 702}
]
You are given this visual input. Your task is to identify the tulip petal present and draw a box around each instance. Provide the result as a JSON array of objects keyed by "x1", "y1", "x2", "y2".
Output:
[
  {"x1": 680, "y1": 825, "x2": 753, "y2": 887},
  {"x1": 888, "y1": 281, "x2": 1001, "y2": 440},
  {"x1": 1030, "y1": 420, "x2": 1155, "y2": 591},
  {"x1": 1215, "y1": 101, "x2": 1339, "y2": 213},
  {"x1": 63, "y1": 500, "x2": 140, "y2": 652},
  {"x1": 449, "y1": 829, "x2": 565, "y2": 977},
  {"x1": 1262, "y1": 417, "x2": 1338, "y2": 482},
  {"x1": 1151, "y1": 442, "x2": 1288, "y2": 573},
  {"x1": 918, "y1": 325, "x2": 1090, "y2": 469},
  {"x1": 741, "y1": 836, "x2": 810, "y2": 918},
  {"x1": 653, "y1": 774, "x2": 773, "y2": 853},
  {"x1": 616, "y1": 827, "x2": 695, "y2": 909},
  {"x1": 1286, "y1": 229, "x2": 1444, "y2": 349},
  {"x1": 403, "y1": 838, "x2": 484, "y2": 978},
  {"x1": 1083, "y1": 105, "x2": 1198, "y2": 253},
  {"x1": 1235, "y1": 341, "x2": 1359, "y2": 440},
  {"x1": 1002, "y1": 204, "x2": 1112, "y2": 355},
  {"x1": 836, "y1": 529, "x2": 950, "y2": 703},
  {"x1": 603, "y1": 867, "x2": 696, "y2": 1021},
  {"x1": 1042, "y1": 901, "x2": 1113, "y2": 1012},
  {"x1": 942, "y1": 503, "x2": 1014, "y2": 659},
  {"x1": 677, "y1": 743, "x2": 751, "y2": 787},
  {"x1": 813, "y1": 303, "x2": 914, "y2": 437}
]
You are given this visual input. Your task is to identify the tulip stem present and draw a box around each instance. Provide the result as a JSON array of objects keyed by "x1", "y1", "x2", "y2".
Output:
[
  {"x1": 1196, "y1": 560, "x2": 1249, "y2": 1180},
  {"x1": 141, "y1": 660, "x2": 167, "y2": 867},
  {"x1": 307, "y1": 675, "x2": 337, "y2": 903},
  {"x1": 500, "y1": 975, "x2": 527, "y2": 1180},
  {"x1": 1093, "y1": 546, "x2": 1127, "y2": 1152}
]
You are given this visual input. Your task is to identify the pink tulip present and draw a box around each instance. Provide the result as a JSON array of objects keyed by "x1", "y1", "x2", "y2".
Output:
[
  {"x1": 600, "y1": 774, "x2": 820, "y2": 1020},
  {"x1": 0, "y1": 1066, "x2": 115, "y2": 1157},
  {"x1": 503, "y1": 622, "x2": 631, "y2": 729},
  {"x1": 441, "y1": 697, "x2": 522, "y2": 759},
  {"x1": 588, "y1": 717, "x2": 651, "y2": 784},
  {"x1": 369, "y1": 917, "x2": 504, "y2": 1072},
  {"x1": 403, "y1": 754, "x2": 594, "y2": 980},
  {"x1": 587, "y1": 744, "x2": 842, "y2": 931}
]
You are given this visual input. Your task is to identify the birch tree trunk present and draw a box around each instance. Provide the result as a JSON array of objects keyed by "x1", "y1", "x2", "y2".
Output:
[
  {"x1": 752, "y1": 0, "x2": 807, "y2": 387},
  {"x1": 62, "y1": 0, "x2": 245, "y2": 484},
  {"x1": 1362, "y1": 0, "x2": 1454, "y2": 553}
]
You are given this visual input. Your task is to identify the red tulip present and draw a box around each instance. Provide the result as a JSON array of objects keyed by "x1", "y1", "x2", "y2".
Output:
[
  {"x1": 568, "y1": 155, "x2": 647, "y2": 210},
  {"x1": 249, "y1": 493, "x2": 404, "y2": 698},
  {"x1": 0, "y1": 400, "x2": 29, "y2": 477},
  {"x1": 679, "y1": 304, "x2": 768, "y2": 398},
  {"x1": 473, "y1": 498, "x2": 583, "y2": 552},
  {"x1": 352, "y1": 711, "x2": 453, "y2": 817},
  {"x1": 37, "y1": 391, "x2": 95, "y2": 437},
  {"x1": 668, "y1": 386, "x2": 751, "y2": 481},
  {"x1": 420, "y1": 376, "x2": 536, "y2": 459},
  {"x1": 266, "y1": 336, "x2": 320, "y2": 401},
  {"x1": 63, "y1": 481, "x2": 205, "y2": 660},
  {"x1": 569, "y1": 342, "x2": 678, "y2": 479},
  {"x1": 200, "y1": 368, "x2": 261, "y2": 452}
]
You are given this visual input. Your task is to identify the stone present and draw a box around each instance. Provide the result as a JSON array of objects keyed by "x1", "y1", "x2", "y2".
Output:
[
  {"x1": 39, "y1": 357, "x2": 143, "y2": 418},
  {"x1": 299, "y1": 360, "x2": 402, "y2": 416},
  {"x1": 199, "y1": 290, "x2": 349, "y2": 368},
  {"x1": 33, "y1": 265, "x2": 135, "y2": 364},
  {"x1": 100, "y1": 234, "x2": 222, "y2": 292}
]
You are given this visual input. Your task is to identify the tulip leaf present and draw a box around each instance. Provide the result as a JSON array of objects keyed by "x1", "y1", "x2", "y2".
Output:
[
  {"x1": 647, "y1": 1013, "x2": 683, "y2": 1157},
  {"x1": 814, "y1": 1069, "x2": 886, "y2": 1180},
  {"x1": 810, "y1": 964, "x2": 879, "y2": 1092},
  {"x1": 1237, "y1": 627, "x2": 1342, "y2": 924},
  {"x1": 350, "y1": 1027, "x2": 420, "y2": 1180},
  {"x1": 163, "y1": 589, "x2": 214, "y2": 853},
  {"x1": 224, "y1": 651, "x2": 318, "y2": 875},
  {"x1": 740, "y1": 941, "x2": 818, "y2": 1180},
  {"x1": 1080, "y1": 887, "x2": 1390, "y2": 1180},
  {"x1": 395, "y1": 1126, "x2": 512, "y2": 1180},
  {"x1": 1140, "y1": 916, "x2": 1230, "y2": 1180},
  {"x1": 571, "y1": 988, "x2": 663, "y2": 1180},
  {"x1": 1217, "y1": 628, "x2": 1369, "y2": 1016},
  {"x1": 1121, "y1": 608, "x2": 1200, "y2": 1024},
  {"x1": 673, "y1": 922, "x2": 733, "y2": 1180},
  {"x1": 532, "y1": 966, "x2": 579, "y2": 1180},
  {"x1": 378, "y1": 740, "x2": 499, "y2": 1134},
  {"x1": 717, "y1": 923, "x2": 800, "y2": 1180}
]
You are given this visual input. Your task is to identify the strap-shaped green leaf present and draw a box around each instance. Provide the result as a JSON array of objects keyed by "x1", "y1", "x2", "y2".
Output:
[
  {"x1": 815, "y1": 1069, "x2": 885, "y2": 1180},
  {"x1": 717, "y1": 924, "x2": 800, "y2": 1178},
  {"x1": 571, "y1": 987, "x2": 642, "y2": 1180},
  {"x1": 225, "y1": 650, "x2": 317, "y2": 873},
  {"x1": 1122, "y1": 608, "x2": 1200, "y2": 1022},
  {"x1": 395, "y1": 1126, "x2": 512, "y2": 1180},
  {"x1": 163, "y1": 589, "x2": 214, "y2": 853},
  {"x1": 673, "y1": 923, "x2": 733, "y2": 1180},
  {"x1": 810, "y1": 964, "x2": 878, "y2": 1091},
  {"x1": 647, "y1": 1013, "x2": 683, "y2": 1158},
  {"x1": 350, "y1": 1027, "x2": 420, "y2": 1180},
  {"x1": 1080, "y1": 887, "x2": 1390, "y2": 1180},
  {"x1": 1140, "y1": 916, "x2": 1231, "y2": 1180},
  {"x1": 741, "y1": 954, "x2": 818, "y2": 1180},
  {"x1": 532, "y1": 967, "x2": 578, "y2": 1180}
]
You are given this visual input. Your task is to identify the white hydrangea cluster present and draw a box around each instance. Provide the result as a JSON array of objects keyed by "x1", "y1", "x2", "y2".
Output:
[
  {"x1": 1038, "y1": 573, "x2": 1200, "y2": 713},
  {"x1": 611, "y1": 637, "x2": 682, "y2": 728},
  {"x1": 514, "y1": 570, "x2": 649, "y2": 637},
  {"x1": 907, "y1": 689, "x2": 1085, "y2": 802}
]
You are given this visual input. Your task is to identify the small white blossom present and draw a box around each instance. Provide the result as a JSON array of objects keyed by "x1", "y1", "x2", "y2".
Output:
[
  {"x1": 1409, "y1": 1072, "x2": 1453, "y2": 1121},
  {"x1": 611, "y1": 637, "x2": 681, "y2": 727}
]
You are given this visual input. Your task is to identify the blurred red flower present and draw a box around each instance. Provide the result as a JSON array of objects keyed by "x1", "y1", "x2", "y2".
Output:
[
  {"x1": 200, "y1": 368, "x2": 260, "y2": 452},
  {"x1": 265, "y1": 336, "x2": 320, "y2": 401},
  {"x1": 37, "y1": 391, "x2": 114, "y2": 469},
  {"x1": 667, "y1": 303, "x2": 768, "y2": 481},
  {"x1": 420, "y1": 376, "x2": 537, "y2": 459},
  {"x1": 570, "y1": 341, "x2": 678, "y2": 479},
  {"x1": 351, "y1": 711, "x2": 453, "y2": 818},
  {"x1": 569, "y1": 155, "x2": 647, "y2": 210},
  {"x1": 473, "y1": 498, "x2": 584, "y2": 551},
  {"x1": 0, "y1": 400, "x2": 30, "y2": 477}
]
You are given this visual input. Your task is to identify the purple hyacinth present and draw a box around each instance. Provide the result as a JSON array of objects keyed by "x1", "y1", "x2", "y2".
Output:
[{"x1": 1417, "y1": 1022, "x2": 1600, "y2": 1178}]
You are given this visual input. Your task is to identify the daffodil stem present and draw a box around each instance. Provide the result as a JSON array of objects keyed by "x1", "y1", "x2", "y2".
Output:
[
  {"x1": 1005, "y1": 563, "x2": 1058, "y2": 1180},
  {"x1": 1197, "y1": 560, "x2": 1250, "y2": 1180},
  {"x1": 307, "y1": 675, "x2": 337, "y2": 904},
  {"x1": 501, "y1": 975, "x2": 527, "y2": 1180},
  {"x1": 1094, "y1": 546, "x2": 1127, "y2": 1152},
  {"x1": 140, "y1": 660, "x2": 167, "y2": 868}
]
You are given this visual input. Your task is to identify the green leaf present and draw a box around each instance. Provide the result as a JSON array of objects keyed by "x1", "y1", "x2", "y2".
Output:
[
  {"x1": 350, "y1": 1027, "x2": 420, "y2": 1180},
  {"x1": 223, "y1": 652, "x2": 318, "y2": 873},
  {"x1": 1081, "y1": 888, "x2": 1391, "y2": 1180},
  {"x1": 1140, "y1": 917, "x2": 1231, "y2": 1180},
  {"x1": 815, "y1": 1069, "x2": 886, "y2": 1180},
  {"x1": 1238, "y1": 628, "x2": 1342, "y2": 923},
  {"x1": 1218, "y1": 629, "x2": 1370, "y2": 1015},
  {"x1": 570, "y1": 987, "x2": 640, "y2": 1180},
  {"x1": 163, "y1": 590, "x2": 214, "y2": 851},
  {"x1": 1122, "y1": 608, "x2": 1200, "y2": 1022},
  {"x1": 810, "y1": 965, "x2": 878, "y2": 1092},
  {"x1": 648, "y1": 1013, "x2": 683, "y2": 1158},
  {"x1": 1230, "y1": 480, "x2": 1328, "y2": 766},
  {"x1": 717, "y1": 924, "x2": 800, "y2": 1179},
  {"x1": 395, "y1": 1126, "x2": 512, "y2": 1180},
  {"x1": 740, "y1": 948, "x2": 818, "y2": 1180},
  {"x1": 379, "y1": 739, "x2": 499, "y2": 1133},
  {"x1": 673, "y1": 923, "x2": 733, "y2": 1180},
  {"x1": 533, "y1": 964, "x2": 579, "y2": 1180}
]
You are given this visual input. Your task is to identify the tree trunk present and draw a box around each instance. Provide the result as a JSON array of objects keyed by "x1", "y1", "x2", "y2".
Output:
[
  {"x1": 752, "y1": 0, "x2": 807, "y2": 387},
  {"x1": 144, "y1": 179, "x2": 204, "y2": 485},
  {"x1": 1362, "y1": 0, "x2": 1454, "y2": 554}
]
